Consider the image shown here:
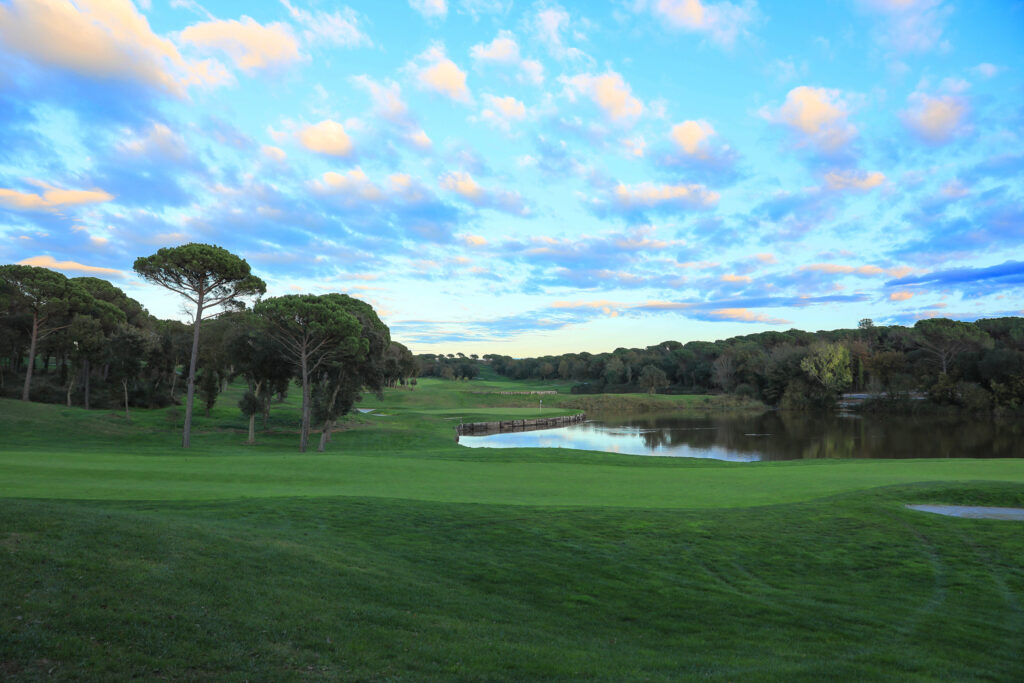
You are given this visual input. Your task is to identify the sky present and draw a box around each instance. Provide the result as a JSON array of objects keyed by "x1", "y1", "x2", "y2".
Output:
[{"x1": 1, "y1": 0, "x2": 1023, "y2": 357}]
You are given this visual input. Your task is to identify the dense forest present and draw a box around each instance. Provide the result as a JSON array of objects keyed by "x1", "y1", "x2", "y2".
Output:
[{"x1": 420, "y1": 317, "x2": 1024, "y2": 413}]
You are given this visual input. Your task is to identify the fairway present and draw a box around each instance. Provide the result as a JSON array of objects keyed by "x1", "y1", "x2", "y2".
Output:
[
  {"x1": 3, "y1": 448, "x2": 1024, "y2": 508},
  {"x1": 2, "y1": 380, "x2": 1024, "y2": 680}
]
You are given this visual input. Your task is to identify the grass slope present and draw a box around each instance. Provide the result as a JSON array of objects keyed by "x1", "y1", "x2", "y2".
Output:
[{"x1": 2, "y1": 376, "x2": 1023, "y2": 680}]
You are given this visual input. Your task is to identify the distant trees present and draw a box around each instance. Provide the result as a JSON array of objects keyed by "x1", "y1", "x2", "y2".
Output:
[
  {"x1": 0, "y1": 265, "x2": 125, "y2": 401},
  {"x1": 478, "y1": 318, "x2": 1024, "y2": 413},
  {"x1": 134, "y1": 244, "x2": 266, "y2": 448}
]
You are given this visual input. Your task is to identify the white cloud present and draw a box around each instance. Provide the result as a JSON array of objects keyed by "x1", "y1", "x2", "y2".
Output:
[
  {"x1": 481, "y1": 94, "x2": 527, "y2": 131},
  {"x1": 0, "y1": 182, "x2": 115, "y2": 212},
  {"x1": 117, "y1": 123, "x2": 189, "y2": 161},
  {"x1": 972, "y1": 63, "x2": 1001, "y2": 79},
  {"x1": 613, "y1": 182, "x2": 719, "y2": 209},
  {"x1": 859, "y1": 0, "x2": 952, "y2": 54},
  {"x1": 901, "y1": 92, "x2": 969, "y2": 144},
  {"x1": 409, "y1": 0, "x2": 447, "y2": 19},
  {"x1": 408, "y1": 130, "x2": 433, "y2": 150},
  {"x1": 261, "y1": 145, "x2": 287, "y2": 161},
  {"x1": 297, "y1": 119, "x2": 353, "y2": 156},
  {"x1": 279, "y1": 0, "x2": 371, "y2": 48},
  {"x1": 440, "y1": 171, "x2": 530, "y2": 215},
  {"x1": 470, "y1": 30, "x2": 545, "y2": 85},
  {"x1": 179, "y1": 16, "x2": 301, "y2": 71},
  {"x1": 762, "y1": 86, "x2": 857, "y2": 152},
  {"x1": 562, "y1": 71, "x2": 643, "y2": 125},
  {"x1": 353, "y1": 75, "x2": 409, "y2": 123},
  {"x1": 0, "y1": 0, "x2": 226, "y2": 96},
  {"x1": 406, "y1": 43, "x2": 471, "y2": 103},
  {"x1": 18, "y1": 255, "x2": 124, "y2": 276},
  {"x1": 651, "y1": 0, "x2": 756, "y2": 48},
  {"x1": 311, "y1": 168, "x2": 383, "y2": 202},
  {"x1": 534, "y1": 5, "x2": 588, "y2": 61},
  {"x1": 670, "y1": 119, "x2": 717, "y2": 157},
  {"x1": 471, "y1": 30, "x2": 519, "y2": 63},
  {"x1": 823, "y1": 169, "x2": 886, "y2": 191}
]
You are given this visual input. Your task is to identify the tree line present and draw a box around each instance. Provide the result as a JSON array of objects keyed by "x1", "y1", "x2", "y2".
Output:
[
  {"x1": 474, "y1": 317, "x2": 1024, "y2": 412},
  {"x1": 1, "y1": 244, "x2": 416, "y2": 452}
]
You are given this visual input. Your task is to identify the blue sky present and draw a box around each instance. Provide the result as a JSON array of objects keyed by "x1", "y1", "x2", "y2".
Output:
[{"x1": 1, "y1": 0, "x2": 1022, "y2": 355}]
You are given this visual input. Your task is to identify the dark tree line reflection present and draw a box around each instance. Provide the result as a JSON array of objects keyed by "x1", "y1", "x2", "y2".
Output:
[
  {"x1": 610, "y1": 413, "x2": 1019, "y2": 462},
  {"x1": 528, "y1": 412, "x2": 1024, "y2": 461}
]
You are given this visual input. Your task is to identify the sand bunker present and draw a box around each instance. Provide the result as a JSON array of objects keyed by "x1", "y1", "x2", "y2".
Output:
[{"x1": 906, "y1": 505, "x2": 1024, "y2": 521}]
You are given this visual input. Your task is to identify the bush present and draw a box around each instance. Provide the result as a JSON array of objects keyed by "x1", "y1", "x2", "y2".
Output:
[{"x1": 956, "y1": 381, "x2": 992, "y2": 412}]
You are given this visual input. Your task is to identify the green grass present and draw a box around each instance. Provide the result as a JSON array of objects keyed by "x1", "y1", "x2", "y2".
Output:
[{"x1": 2, "y1": 376, "x2": 1023, "y2": 680}]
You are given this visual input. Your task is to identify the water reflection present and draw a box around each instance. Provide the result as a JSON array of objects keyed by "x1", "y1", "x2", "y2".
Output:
[{"x1": 457, "y1": 412, "x2": 1024, "y2": 461}]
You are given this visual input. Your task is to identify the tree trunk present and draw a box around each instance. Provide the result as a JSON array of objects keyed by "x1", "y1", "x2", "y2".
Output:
[
  {"x1": 83, "y1": 358, "x2": 91, "y2": 410},
  {"x1": 247, "y1": 379, "x2": 262, "y2": 444},
  {"x1": 169, "y1": 365, "x2": 178, "y2": 402},
  {"x1": 66, "y1": 368, "x2": 76, "y2": 407},
  {"x1": 299, "y1": 352, "x2": 310, "y2": 453},
  {"x1": 317, "y1": 423, "x2": 330, "y2": 452},
  {"x1": 21, "y1": 315, "x2": 39, "y2": 401},
  {"x1": 122, "y1": 379, "x2": 130, "y2": 421},
  {"x1": 20, "y1": 317, "x2": 40, "y2": 403},
  {"x1": 183, "y1": 294, "x2": 204, "y2": 448}
]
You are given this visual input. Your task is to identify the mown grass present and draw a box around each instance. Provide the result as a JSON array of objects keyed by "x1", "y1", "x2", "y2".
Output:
[{"x1": 2, "y1": 375, "x2": 1024, "y2": 680}]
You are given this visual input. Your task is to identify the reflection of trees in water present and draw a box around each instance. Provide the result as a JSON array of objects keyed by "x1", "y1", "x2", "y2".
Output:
[{"x1": 601, "y1": 412, "x2": 1024, "y2": 461}]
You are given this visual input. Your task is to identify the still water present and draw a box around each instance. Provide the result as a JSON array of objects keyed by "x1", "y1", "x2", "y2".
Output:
[{"x1": 457, "y1": 412, "x2": 1024, "y2": 462}]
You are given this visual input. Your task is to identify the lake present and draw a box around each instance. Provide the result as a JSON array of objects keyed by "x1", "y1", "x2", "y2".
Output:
[{"x1": 457, "y1": 412, "x2": 1024, "y2": 462}]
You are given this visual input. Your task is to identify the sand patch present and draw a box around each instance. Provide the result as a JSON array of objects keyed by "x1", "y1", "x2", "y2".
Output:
[{"x1": 906, "y1": 505, "x2": 1024, "y2": 520}]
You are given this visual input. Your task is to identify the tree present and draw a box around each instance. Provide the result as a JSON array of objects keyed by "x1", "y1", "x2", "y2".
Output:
[
  {"x1": 0, "y1": 265, "x2": 110, "y2": 401},
  {"x1": 309, "y1": 295, "x2": 390, "y2": 452},
  {"x1": 799, "y1": 343, "x2": 852, "y2": 406},
  {"x1": 639, "y1": 364, "x2": 669, "y2": 394},
  {"x1": 133, "y1": 244, "x2": 265, "y2": 448},
  {"x1": 254, "y1": 294, "x2": 363, "y2": 453},
  {"x1": 913, "y1": 318, "x2": 991, "y2": 375},
  {"x1": 225, "y1": 316, "x2": 292, "y2": 443},
  {"x1": 106, "y1": 326, "x2": 149, "y2": 421}
]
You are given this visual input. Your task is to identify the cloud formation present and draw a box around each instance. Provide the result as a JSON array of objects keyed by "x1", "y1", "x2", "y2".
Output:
[
  {"x1": 612, "y1": 182, "x2": 719, "y2": 210},
  {"x1": 562, "y1": 71, "x2": 643, "y2": 124},
  {"x1": 280, "y1": 0, "x2": 371, "y2": 48},
  {"x1": 651, "y1": 0, "x2": 756, "y2": 48},
  {"x1": 297, "y1": 120, "x2": 354, "y2": 156},
  {"x1": 901, "y1": 92, "x2": 969, "y2": 144},
  {"x1": 179, "y1": 16, "x2": 301, "y2": 72},
  {"x1": 763, "y1": 86, "x2": 857, "y2": 153},
  {"x1": 0, "y1": 183, "x2": 115, "y2": 212},
  {"x1": 440, "y1": 171, "x2": 530, "y2": 215},
  {"x1": 470, "y1": 30, "x2": 544, "y2": 85},
  {"x1": 18, "y1": 254, "x2": 124, "y2": 277},
  {"x1": 407, "y1": 43, "x2": 471, "y2": 103},
  {"x1": 409, "y1": 0, "x2": 447, "y2": 19},
  {"x1": 0, "y1": 0, "x2": 225, "y2": 96},
  {"x1": 823, "y1": 169, "x2": 885, "y2": 191},
  {"x1": 481, "y1": 94, "x2": 527, "y2": 131}
]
